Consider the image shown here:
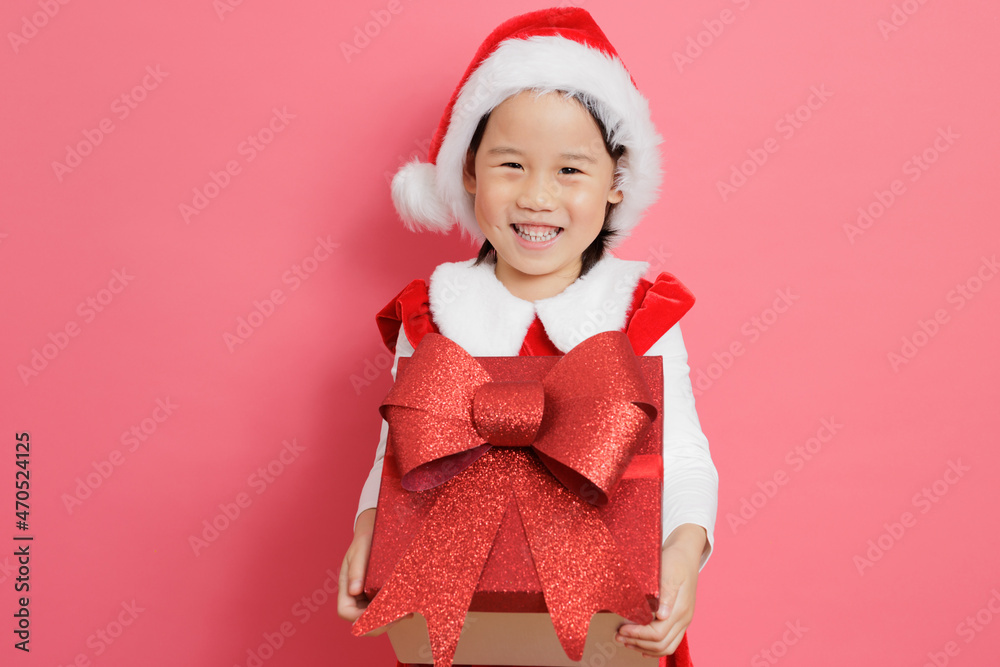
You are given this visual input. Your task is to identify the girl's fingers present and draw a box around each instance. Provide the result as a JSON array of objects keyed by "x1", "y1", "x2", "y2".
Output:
[
  {"x1": 616, "y1": 604, "x2": 694, "y2": 657},
  {"x1": 618, "y1": 632, "x2": 667, "y2": 656},
  {"x1": 622, "y1": 630, "x2": 685, "y2": 658},
  {"x1": 337, "y1": 555, "x2": 361, "y2": 621},
  {"x1": 348, "y1": 556, "x2": 365, "y2": 596},
  {"x1": 348, "y1": 534, "x2": 373, "y2": 597}
]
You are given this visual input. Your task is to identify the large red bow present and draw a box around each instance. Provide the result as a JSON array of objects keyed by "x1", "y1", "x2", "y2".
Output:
[{"x1": 353, "y1": 331, "x2": 660, "y2": 667}]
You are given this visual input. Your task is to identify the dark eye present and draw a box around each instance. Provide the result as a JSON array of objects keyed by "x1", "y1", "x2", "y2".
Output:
[
  {"x1": 560, "y1": 167, "x2": 581, "y2": 175},
  {"x1": 501, "y1": 162, "x2": 523, "y2": 169}
]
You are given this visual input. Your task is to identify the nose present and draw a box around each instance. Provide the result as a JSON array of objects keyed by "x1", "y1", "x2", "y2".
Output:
[{"x1": 517, "y1": 173, "x2": 557, "y2": 210}]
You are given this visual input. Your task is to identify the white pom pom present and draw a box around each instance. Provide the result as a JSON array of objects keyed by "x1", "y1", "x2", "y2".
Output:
[{"x1": 390, "y1": 159, "x2": 453, "y2": 233}]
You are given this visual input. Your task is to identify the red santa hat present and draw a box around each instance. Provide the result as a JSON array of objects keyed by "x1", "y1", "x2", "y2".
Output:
[{"x1": 391, "y1": 6, "x2": 663, "y2": 248}]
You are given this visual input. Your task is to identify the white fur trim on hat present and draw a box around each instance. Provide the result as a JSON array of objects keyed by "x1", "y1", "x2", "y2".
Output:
[{"x1": 390, "y1": 159, "x2": 453, "y2": 233}]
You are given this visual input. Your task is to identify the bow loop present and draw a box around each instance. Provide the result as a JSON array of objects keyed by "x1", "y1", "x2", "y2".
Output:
[
  {"x1": 379, "y1": 334, "x2": 492, "y2": 492},
  {"x1": 533, "y1": 331, "x2": 659, "y2": 506}
]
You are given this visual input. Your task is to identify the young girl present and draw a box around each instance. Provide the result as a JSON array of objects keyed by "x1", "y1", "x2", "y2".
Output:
[{"x1": 338, "y1": 7, "x2": 718, "y2": 666}]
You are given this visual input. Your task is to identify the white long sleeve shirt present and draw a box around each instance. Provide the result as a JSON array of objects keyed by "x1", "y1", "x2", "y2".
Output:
[{"x1": 354, "y1": 256, "x2": 719, "y2": 570}]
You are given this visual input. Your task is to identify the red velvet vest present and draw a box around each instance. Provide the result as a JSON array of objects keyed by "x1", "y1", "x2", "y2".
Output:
[{"x1": 376, "y1": 272, "x2": 695, "y2": 358}]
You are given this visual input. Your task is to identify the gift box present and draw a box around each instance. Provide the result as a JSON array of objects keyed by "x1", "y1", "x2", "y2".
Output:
[{"x1": 352, "y1": 331, "x2": 663, "y2": 667}]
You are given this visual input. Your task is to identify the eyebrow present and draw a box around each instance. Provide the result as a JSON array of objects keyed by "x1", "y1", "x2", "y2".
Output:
[{"x1": 486, "y1": 146, "x2": 597, "y2": 164}]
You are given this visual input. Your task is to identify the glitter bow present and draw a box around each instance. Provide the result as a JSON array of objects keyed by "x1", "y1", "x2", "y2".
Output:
[{"x1": 352, "y1": 331, "x2": 659, "y2": 667}]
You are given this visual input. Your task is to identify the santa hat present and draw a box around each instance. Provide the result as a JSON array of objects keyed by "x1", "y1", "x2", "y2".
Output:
[{"x1": 391, "y1": 6, "x2": 663, "y2": 247}]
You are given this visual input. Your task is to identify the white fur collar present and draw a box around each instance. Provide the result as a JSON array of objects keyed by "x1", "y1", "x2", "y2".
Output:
[{"x1": 428, "y1": 255, "x2": 648, "y2": 355}]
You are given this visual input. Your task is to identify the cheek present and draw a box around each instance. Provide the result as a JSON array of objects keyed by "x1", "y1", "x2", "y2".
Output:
[
  {"x1": 475, "y1": 181, "x2": 512, "y2": 224},
  {"x1": 565, "y1": 188, "x2": 609, "y2": 224}
]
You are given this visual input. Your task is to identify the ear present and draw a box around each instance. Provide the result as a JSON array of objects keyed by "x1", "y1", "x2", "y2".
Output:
[
  {"x1": 462, "y1": 150, "x2": 477, "y2": 195},
  {"x1": 607, "y1": 167, "x2": 624, "y2": 204}
]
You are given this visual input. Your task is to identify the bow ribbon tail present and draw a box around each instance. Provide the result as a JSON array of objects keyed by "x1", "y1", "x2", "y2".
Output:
[
  {"x1": 351, "y1": 455, "x2": 511, "y2": 667},
  {"x1": 512, "y1": 454, "x2": 654, "y2": 661}
]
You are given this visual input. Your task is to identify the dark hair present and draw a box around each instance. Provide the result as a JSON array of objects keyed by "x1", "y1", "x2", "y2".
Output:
[{"x1": 466, "y1": 90, "x2": 626, "y2": 277}]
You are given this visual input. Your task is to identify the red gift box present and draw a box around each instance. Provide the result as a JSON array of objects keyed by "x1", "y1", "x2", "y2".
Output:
[{"x1": 353, "y1": 331, "x2": 663, "y2": 667}]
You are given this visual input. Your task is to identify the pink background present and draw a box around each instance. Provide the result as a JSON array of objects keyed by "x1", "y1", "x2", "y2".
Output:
[{"x1": 2, "y1": 0, "x2": 999, "y2": 665}]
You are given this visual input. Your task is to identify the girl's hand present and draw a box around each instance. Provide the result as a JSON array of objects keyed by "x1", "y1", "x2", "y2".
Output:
[
  {"x1": 614, "y1": 523, "x2": 707, "y2": 657},
  {"x1": 338, "y1": 508, "x2": 377, "y2": 627},
  {"x1": 337, "y1": 508, "x2": 412, "y2": 635}
]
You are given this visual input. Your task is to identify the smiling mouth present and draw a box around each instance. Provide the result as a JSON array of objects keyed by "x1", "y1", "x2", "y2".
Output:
[{"x1": 512, "y1": 223, "x2": 562, "y2": 242}]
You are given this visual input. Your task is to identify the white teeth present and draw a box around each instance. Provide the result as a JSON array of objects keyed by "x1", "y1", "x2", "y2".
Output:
[{"x1": 514, "y1": 224, "x2": 560, "y2": 242}]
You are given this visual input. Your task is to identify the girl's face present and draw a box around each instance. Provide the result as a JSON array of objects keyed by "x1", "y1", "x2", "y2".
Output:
[{"x1": 463, "y1": 90, "x2": 623, "y2": 293}]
